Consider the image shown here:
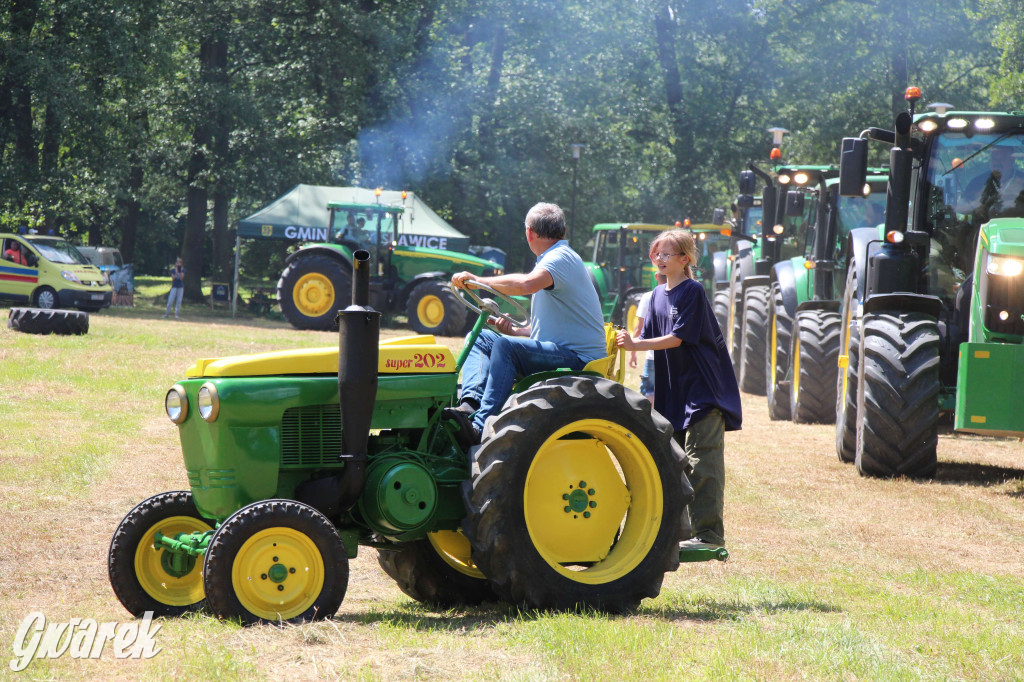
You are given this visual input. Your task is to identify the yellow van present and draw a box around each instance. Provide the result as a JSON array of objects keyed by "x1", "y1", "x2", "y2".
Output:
[{"x1": 1, "y1": 232, "x2": 112, "y2": 310}]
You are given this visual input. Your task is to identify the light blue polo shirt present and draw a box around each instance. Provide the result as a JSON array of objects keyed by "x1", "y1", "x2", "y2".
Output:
[{"x1": 530, "y1": 240, "x2": 608, "y2": 363}]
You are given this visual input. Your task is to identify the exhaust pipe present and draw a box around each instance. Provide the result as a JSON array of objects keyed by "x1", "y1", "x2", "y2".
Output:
[{"x1": 336, "y1": 249, "x2": 378, "y2": 511}]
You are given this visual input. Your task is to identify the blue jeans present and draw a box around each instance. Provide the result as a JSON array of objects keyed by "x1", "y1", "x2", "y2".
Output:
[
  {"x1": 460, "y1": 329, "x2": 586, "y2": 430},
  {"x1": 165, "y1": 286, "x2": 183, "y2": 316},
  {"x1": 639, "y1": 357, "x2": 655, "y2": 397}
]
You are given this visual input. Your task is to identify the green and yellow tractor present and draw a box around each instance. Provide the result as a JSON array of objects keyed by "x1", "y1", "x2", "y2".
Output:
[{"x1": 109, "y1": 252, "x2": 726, "y2": 624}]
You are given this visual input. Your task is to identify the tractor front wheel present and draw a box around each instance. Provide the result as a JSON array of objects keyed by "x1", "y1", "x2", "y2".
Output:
[
  {"x1": 277, "y1": 254, "x2": 352, "y2": 331},
  {"x1": 462, "y1": 376, "x2": 690, "y2": 613},
  {"x1": 765, "y1": 283, "x2": 792, "y2": 421},
  {"x1": 377, "y1": 531, "x2": 497, "y2": 607},
  {"x1": 405, "y1": 280, "x2": 467, "y2": 336},
  {"x1": 835, "y1": 267, "x2": 859, "y2": 463},
  {"x1": 738, "y1": 285, "x2": 769, "y2": 395},
  {"x1": 790, "y1": 310, "x2": 841, "y2": 424},
  {"x1": 712, "y1": 290, "x2": 729, "y2": 341}
]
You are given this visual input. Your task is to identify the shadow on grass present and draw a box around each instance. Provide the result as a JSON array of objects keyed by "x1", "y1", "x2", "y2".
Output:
[
  {"x1": 336, "y1": 601, "x2": 539, "y2": 630},
  {"x1": 645, "y1": 596, "x2": 842, "y2": 622},
  {"x1": 934, "y1": 460, "x2": 1024, "y2": 490}
]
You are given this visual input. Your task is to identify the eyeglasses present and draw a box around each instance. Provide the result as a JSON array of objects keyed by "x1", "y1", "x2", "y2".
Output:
[{"x1": 650, "y1": 252, "x2": 681, "y2": 262}]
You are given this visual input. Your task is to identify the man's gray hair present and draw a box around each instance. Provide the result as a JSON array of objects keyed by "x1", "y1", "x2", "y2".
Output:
[{"x1": 525, "y1": 203, "x2": 566, "y2": 240}]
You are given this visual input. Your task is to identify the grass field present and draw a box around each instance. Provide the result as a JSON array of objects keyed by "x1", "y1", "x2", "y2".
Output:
[{"x1": 1, "y1": 299, "x2": 1023, "y2": 680}]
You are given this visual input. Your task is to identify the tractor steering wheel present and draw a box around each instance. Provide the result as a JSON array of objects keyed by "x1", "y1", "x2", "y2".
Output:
[{"x1": 449, "y1": 281, "x2": 529, "y2": 329}]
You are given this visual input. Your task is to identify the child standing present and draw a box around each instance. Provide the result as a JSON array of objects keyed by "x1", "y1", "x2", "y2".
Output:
[{"x1": 616, "y1": 229, "x2": 741, "y2": 550}]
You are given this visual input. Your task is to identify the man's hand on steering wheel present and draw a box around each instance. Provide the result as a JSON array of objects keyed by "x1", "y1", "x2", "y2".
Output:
[{"x1": 451, "y1": 271, "x2": 478, "y2": 289}]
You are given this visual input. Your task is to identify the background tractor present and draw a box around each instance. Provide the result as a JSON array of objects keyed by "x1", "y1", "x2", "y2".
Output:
[
  {"x1": 277, "y1": 201, "x2": 503, "y2": 335},
  {"x1": 835, "y1": 89, "x2": 1024, "y2": 478},
  {"x1": 110, "y1": 253, "x2": 725, "y2": 624}
]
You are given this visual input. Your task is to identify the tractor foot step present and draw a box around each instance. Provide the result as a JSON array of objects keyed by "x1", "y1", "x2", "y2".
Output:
[{"x1": 679, "y1": 546, "x2": 729, "y2": 563}]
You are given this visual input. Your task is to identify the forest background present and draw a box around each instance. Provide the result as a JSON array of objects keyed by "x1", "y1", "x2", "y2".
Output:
[{"x1": 3, "y1": 0, "x2": 1024, "y2": 300}]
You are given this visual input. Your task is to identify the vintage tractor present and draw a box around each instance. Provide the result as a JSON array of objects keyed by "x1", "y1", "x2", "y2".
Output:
[
  {"x1": 763, "y1": 167, "x2": 889, "y2": 424},
  {"x1": 277, "y1": 200, "x2": 503, "y2": 335},
  {"x1": 835, "y1": 89, "x2": 1024, "y2": 477},
  {"x1": 109, "y1": 252, "x2": 726, "y2": 624}
]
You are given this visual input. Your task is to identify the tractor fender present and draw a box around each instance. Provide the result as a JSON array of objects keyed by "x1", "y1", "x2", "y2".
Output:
[
  {"x1": 845, "y1": 227, "x2": 884, "y2": 302},
  {"x1": 284, "y1": 243, "x2": 354, "y2": 268},
  {"x1": 862, "y1": 292, "x2": 943, "y2": 318},
  {"x1": 739, "y1": 275, "x2": 769, "y2": 294},
  {"x1": 771, "y1": 261, "x2": 799, "y2": 320}
]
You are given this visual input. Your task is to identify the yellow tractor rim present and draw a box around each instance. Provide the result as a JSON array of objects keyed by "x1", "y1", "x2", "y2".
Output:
[
  {"x1": 427, "y1": 530, "x2": 486, "y2": 579},
  {"x1": 523, "y1": 419, "x2": 662, "y2": 584},
  {"x1": 232, "y1": 527, "x2": 325, "y2": 621},
  {"x1": 416, "y1": 294, "x2": 446, "y2": 328},
  {"x1": 770, "y1": 314, "x2": 778, "y2": 388},
  {"x1": 292, "y1": 273, "x2": 335, "y2": 318},
  {"x1": 625, "y1": 302, "x2": 639, "y2": 335},
  {"x1": 840, "y1": 306, "x2": 852, "y2": 405},
  {"x1": 134, "y1": 515, "x2": 212, "y2": 606},
  {"x1": 792, "y1": 335, "x2": 801, "y2": 401}
]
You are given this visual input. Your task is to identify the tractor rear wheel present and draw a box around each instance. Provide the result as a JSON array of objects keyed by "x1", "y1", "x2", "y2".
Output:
[
  {"x1": 855, "y1": 312, "x2": 940, "y2": 479},
  {"x1": 277, "y1": 254, "x2": 352, "y2": 331},
  {"x1": 377, "y1": 531, "x2": 497, "y2": 607},
  {"x1": 738, "y1": 285, "x2": 769, "y2": 395},
  {"x1": 765, "y1": 283, "x2": 792, "y2": 420},
  {"x1": 461, "y1": 376, "x2": 690, "y2": 613},
  {"x1": 405, "y1": 280, "x2": 467, "y2": 336},
  {"x1": 790, "y1": 310, "x2": 841, "y2": 424},
  {"x1": 203, "y1": 499, "x2": 348, "y2": 625},
  {"x1": 108, "y1": 491, "x2": 213, "y2": 617},
  {"x1": 835, "y1": 267, "x2": 859, "y2": 463},
  {"x1": 712, "y1": 290, "x2": 729, "y2": 338}
]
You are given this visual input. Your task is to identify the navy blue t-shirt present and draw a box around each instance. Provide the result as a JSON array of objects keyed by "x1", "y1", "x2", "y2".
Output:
[{"x1": 642, "y1": 278, "x2": 742, "y2": 432}]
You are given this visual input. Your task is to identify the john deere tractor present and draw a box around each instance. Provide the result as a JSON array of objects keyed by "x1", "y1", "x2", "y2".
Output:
[
  {"x1": 763, "y1": 166, "x2": 889, "y2": 424},
  {"x1": 109, "y1": 252, "x2": 726, "y2": 624},
  {"x1": 277, "y1": 201, "x2": 503, "y2": 335},
  {"x1": 835, "y1": 89, "x2": 1024, "y2": 478},
  {"x1": 583, "y1": 223, "x2": 669, "y2": 331}
]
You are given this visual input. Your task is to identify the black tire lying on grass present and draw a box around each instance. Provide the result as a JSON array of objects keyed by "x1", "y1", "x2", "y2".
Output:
[{"x1": 7, "y1": 307, "x2": 89, "y2": 335}]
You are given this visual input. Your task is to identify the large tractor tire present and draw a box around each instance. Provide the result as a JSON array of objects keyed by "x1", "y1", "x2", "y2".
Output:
[
  {"x1": 727, "y1": 274, "x2": 743, "y2": 376},
  {"x1": 738, "y1": 285, "x2": 769, "y2": 395},
  {"x1": 835, "y1": 267, "x2": 859, "y2": 463},
  {"x1": 405, "y1": 280, "x2": 467, "y2": 336},
  {"x1": 8, "y1": 307, "x2": 88, "y2": 335},
  {"x1": 712, "y1": 290, "x2": 729, "y2": 338},
  {"x1": 277, "y1": 254, "x2": 352, "y2": 331},
  {"x1": 765, "y1": 283, "x2": 792, "y2": 421},
  {"x1": 855, "y1": 312, "x2": 940, "y2": 479},
  {"x1": 108, "y1": 491, "x2": 213, "y2": 617},
  {"x1": 461, "y1": 376, "x2": 691, "y2": 613},
  {"x1": 377, "y1": 531, "x2": 497, "y2": 607},
  {"x1": 790, "y1": 310, "x2": 841, "y2": 424},
  {"x1": 203, "y1": 499, "x2": 348, "y2": 625}
]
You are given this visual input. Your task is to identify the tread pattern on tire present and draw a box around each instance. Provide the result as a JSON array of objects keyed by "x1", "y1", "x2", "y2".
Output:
[
  {"x1": 8, "y1": 307, "x2": 88, "y2": 335},
  {"x1": 765, "y1": 283, "x2": 792, "y2": 421},
  {"x1": 712, "y1": 290, "x2": 729, "y2": 341},
  {"x1": 790, "y1": 310, "x2": 841, "y2": 424},
  {"x1": 855, "y1": 312, "x2": 940, "y2": 479},
  {"x1": 836, "y1": 267, "x2": 859, "y2": 463},
  {"x1": 738, "y1": 285, "x2": 769, "y2": 395},
  {"x1": 405, "y1": 279, "x2": 468, "y2": 336},
  {"x1": 276, "y1": 254, "x2": 352, "y2": 331},
  {"x1": 377, "y1": 537, "x2": 497, "y2": 607}
]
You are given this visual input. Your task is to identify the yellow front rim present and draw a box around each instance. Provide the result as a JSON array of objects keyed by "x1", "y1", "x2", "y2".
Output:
[
  {"x1": 427, "y1": 530, "x2": 485, "y2": 579},
  {"x1": 840, "y1": 307, "x2": 852, "y2": 405},
  {"x1": 416, "y1": 294, "x2": 446, "y2": 328},
  {"x1": 232, "y1": 528, "x2": 325, "y2": 621},
  {"x1": 792, "y1": 335, "x2": 801, "y2": 401},
  {"x1": 134, "y1": 516, "x2": 212, "y2": 606},
  {"x1": 524, "y1": 419, "x2": 662, "y2": 584},
  {"x1": 770, "y1": 314, "x2": 778, "y2": 386},
  {"x1": 292, "y1": 273, "x2": 335, "y2": 318},
  {"x1": 625, "y1": 303, "x2": 639, "y2": 334}
]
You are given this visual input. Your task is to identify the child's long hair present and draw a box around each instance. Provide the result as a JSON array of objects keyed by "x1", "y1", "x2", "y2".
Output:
[{"x1": 650, "y1": 229, "x2": 698, "y2": 280}]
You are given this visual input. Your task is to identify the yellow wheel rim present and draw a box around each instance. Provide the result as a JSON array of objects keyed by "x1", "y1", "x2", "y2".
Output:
[
  {"x1": 625, "y1": 302, "x2": 639, "y2": 335},
  {"x1": 523, "y1": 419, "x2": 662, "y2": 584},
  {"x1": 232, "y1": 528, "x2": 325, "y2": 621},
  {"x1": 840, "y1": 306, "x2": 852, "y2": 405},
  {"x1": 427, "y1": 530, "x2": 485, "y2": 579},
  {"x1": 416, "y1": 294, "x2": 446, "y2": 328},
  {"x1": 134, "y1": 515, "x2": 212, "y2": 606},
  {"x1": 770, "y1": 314, "x2": 778, "y2": 387},
  {"x1": 792, "y1": 334, "x2": 801, "y2": 401},
  {"x1": 292, "y1": 273, "x2": 335, "y2": 318}
]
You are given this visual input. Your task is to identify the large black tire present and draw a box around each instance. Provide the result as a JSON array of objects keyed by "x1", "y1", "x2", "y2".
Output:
[
  {"x1": 790, "y1": 310, "x2": 842, "y2": 424},
  {"x1": 738, "y1": 285, "x2": 769, "y2": 395},
  {"x1": 277, "y1": 254, "x2": 352, "y2": 331},
  {"x1": 8, "y1": 307, "x2": 88, "y2": 335},
  {"x1": 835, "y1": 267, "x2": 859, "y2": 463},
  {"x1": 727, "y1": 274, "x2": 743, "y2": 377},
  {"x1": 108, "y1": 491, "x2": 214, "y2": 617},
  {"x1": 765, "y1": 283, "x2": 792, "y2": 421},
  {"x1": 33, "y1": 285, "x2": 58, "y2": 309},
  {"x1": 462, "y1": 376, "x2": 691, "y2": 613},
  {"x1": 203, "y1": 499, "x2": 348, "y2": 625},
  {"x1": 712, "y1": 290, "x2": 729, "y2": 338},
  {"x1": 377, "y1": 532, "x2": 498, "y2": 607},
  {"x1": 405, "y1": 279, "x2": 467, "y2": 336},
  {"x1": 855, "y1": 312, "x2": 940, "y2": 479}
]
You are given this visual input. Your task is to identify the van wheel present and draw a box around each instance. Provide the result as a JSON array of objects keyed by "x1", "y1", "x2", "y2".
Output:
[{"x1": 33, "y1": 286, "x2": 58, "y2": 309}]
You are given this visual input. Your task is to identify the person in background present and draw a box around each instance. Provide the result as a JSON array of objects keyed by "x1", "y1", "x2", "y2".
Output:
[
  {"x1": 629, "y1": 272, "x2": 667, "y2": 404},
  {"x1": 3, "y1": 240, "x2": 28, "y2": 265},
  {"x1": 616, "y1": 229, "x2": 742, "y2": 551},
  {"x1": 163, "y1": 257, "x2": 185, "y2": 319}
]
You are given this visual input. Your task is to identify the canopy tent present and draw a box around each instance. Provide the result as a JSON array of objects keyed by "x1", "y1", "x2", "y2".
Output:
[{"x1": 231, "y1": 185, "x2": 470, "y2": 315}]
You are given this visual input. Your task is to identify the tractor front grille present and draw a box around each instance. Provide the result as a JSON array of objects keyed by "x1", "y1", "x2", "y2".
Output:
[{"x1": 281, "y1": 404, "x2": 342, "y2": 467}]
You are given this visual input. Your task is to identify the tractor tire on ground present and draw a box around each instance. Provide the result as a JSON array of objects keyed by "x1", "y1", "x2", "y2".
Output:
[
  {"x1": 712, "y1": 290, "x2": 729, "y2": 339},
  {"x1": 835, "y1": 267, "x2": 859, "y2": 463},
  {"x1": 377, "y1": 532, "x2": 498, "y2": 607},
  {"x1": 108, "y1": 491, "x2": 214, "y2": 617},
  {"x1": 855, "y1": 312, "x2": 940, "y2": 479},
  {"x1": 461, "y1": 376, "x2": 691, "y2": 613},
  {"x1": 277, "y1": 254, "x2": 352, "y2": 331},
  {"x1": 203, "y1": 499, "x2": 348, "y2": 625},
  {"x1": 765, "y1": 283, "x2": 792, "y2": 421},
  {"x1": 8, "y1": 307, "x2": 88, "y2": 335},
  {"x1": 405, "y1": 279, "x2": 468, "y2": 336},
  {"x1": 738, "y1": 285, "x2": 769, "y2": 395},
  {"x1": 790, "y1": 310, "x2": 841, "y2": 424}
]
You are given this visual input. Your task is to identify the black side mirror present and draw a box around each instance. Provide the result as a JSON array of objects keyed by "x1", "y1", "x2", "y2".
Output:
[
  {"x1": 785, "y1": 190, "x2": 805, "y2": 217},
  {"x1": 712, "y1": 207, "x2": 725, "y2": 225},
  {"x1": 736, "y1": 194, "x2": 755, "y2": 208},
  {"x1": 739, "y1": 170, "x2": 756, "y2": 195},
  {"x1": 839, "y1": 137, "x2": 868, "y2": 197}
]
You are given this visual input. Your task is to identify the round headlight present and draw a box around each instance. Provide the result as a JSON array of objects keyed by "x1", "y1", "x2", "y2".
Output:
[
  {"x1": 198, "y1": 383, "x2": 220, "y2": 422},
  {"x1": 166, "y1": 385, "x2": 188, "y2": 424},
  {"x1": 794, "y1": 172, "x2": 809, "y2": 185}
]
